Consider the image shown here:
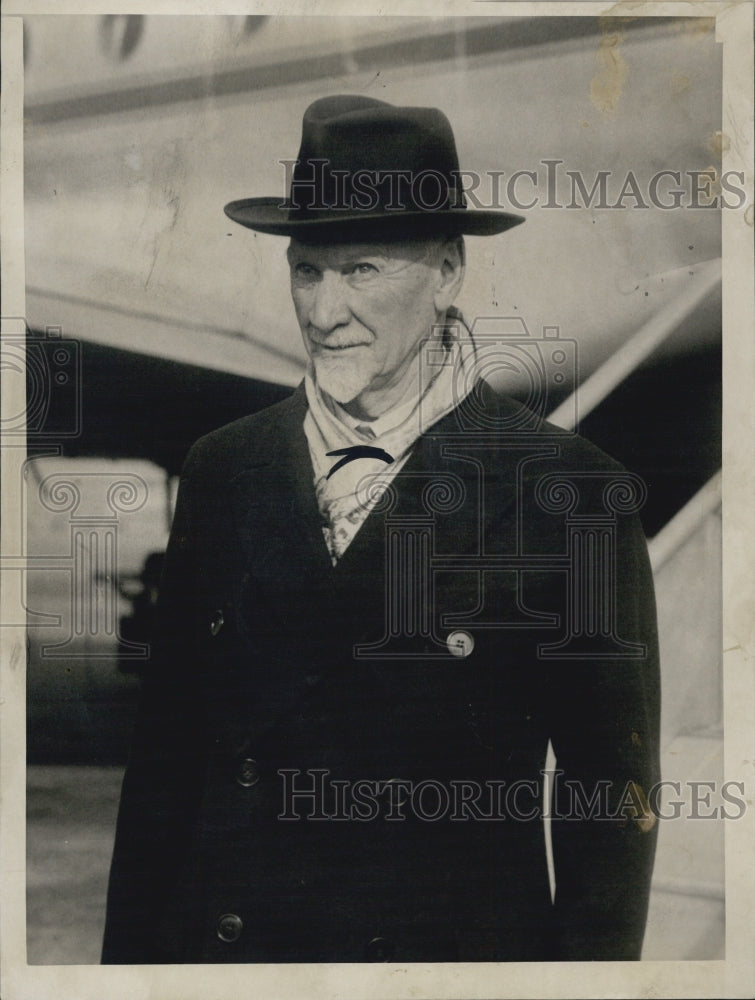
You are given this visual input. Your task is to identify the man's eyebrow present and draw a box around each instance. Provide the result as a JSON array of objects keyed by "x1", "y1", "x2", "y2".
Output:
[
  {"x1": 286, "y1": 247, "x2": 390, "y2": 268},
  {"x1": 344, "y1": 245, "x2": 391, "y2": 259}
]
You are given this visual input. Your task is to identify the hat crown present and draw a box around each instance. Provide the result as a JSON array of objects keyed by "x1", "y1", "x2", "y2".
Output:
[{"x1": 289, "y1": 95, "x2": 463, "y2": 216}]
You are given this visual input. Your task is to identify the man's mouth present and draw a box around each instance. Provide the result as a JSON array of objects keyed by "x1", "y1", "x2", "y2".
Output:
[{"x1": 311, "y1": 340, "x2": 366, "y2": 352}]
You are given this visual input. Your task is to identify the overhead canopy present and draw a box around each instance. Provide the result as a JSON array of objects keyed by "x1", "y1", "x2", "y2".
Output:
[{"x1": 24, "y1": 14, "x2": 722, "y2": 391}]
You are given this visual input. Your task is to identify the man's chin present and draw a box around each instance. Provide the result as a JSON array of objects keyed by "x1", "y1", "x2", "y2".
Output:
[{"x1": 311, "y1": 357, "x2": 374, "y2": 406}]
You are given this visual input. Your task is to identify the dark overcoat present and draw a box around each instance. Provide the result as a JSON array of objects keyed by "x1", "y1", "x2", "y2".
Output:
[{"x1": 102, "y1": 382, "x2": 660, "y2": 964}]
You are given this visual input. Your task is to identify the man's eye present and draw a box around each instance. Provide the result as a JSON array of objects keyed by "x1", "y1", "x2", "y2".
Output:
[
  {"x1": 349, "y1": 263, "x2": 378, "y2": 279},
  {"x1": 293, "y1": 263, "x2": 319, "y2": 280}
]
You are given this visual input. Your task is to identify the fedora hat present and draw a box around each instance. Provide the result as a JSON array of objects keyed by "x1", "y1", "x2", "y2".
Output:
[{"x1": 224, "y1": 95, "x2": 524, "y2": 239}]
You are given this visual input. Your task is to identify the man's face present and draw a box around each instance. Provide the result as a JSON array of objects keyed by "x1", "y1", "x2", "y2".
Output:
[{"x1": 287, "y1": 236, "x2": 460, "y2": 415}]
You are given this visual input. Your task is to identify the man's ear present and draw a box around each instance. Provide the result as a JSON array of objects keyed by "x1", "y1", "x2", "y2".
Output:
[{"x1": 433, "y1": 235, "x2": 466, "y2": 313}]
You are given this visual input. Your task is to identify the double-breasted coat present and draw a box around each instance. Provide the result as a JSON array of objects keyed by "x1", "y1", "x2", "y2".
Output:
[{"x1": 102, "y1": 382, "x2": 660, "y2": 964}]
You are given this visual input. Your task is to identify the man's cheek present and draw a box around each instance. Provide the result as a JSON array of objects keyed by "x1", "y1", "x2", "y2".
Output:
[{"x1": 291, "y1": 292, "x2": 311, "y2": 322}]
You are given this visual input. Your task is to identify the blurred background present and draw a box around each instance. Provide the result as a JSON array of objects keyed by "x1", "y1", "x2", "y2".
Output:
[{"x1": 19, "y1": 14, "x2": 723, "y2": 963}]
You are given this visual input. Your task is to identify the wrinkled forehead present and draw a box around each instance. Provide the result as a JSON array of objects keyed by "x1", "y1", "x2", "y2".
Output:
[{"x1": 286, "y1": 235, "x2": 442, "y2": 268}]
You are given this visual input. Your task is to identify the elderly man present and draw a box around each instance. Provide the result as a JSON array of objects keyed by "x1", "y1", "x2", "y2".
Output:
[{"x1": 102, "y1": 96, "x2": 660, "y2": 964}]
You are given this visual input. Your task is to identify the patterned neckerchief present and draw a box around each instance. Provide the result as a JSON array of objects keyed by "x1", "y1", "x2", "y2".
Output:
[{"x1": 303, "y1": 309, "x2": 477, "y2": 564}]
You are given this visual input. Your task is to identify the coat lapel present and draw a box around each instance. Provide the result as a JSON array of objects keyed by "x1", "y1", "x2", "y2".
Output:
[
  {"x1": 337, "y1": 382, "x2": 531, "y2": 558},
  {"x1": 228, "y1": 386, "x2": 333, "y2": 582}
]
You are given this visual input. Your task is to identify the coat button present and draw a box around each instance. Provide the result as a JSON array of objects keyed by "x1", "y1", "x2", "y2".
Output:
[
  {"x1": 365, "y1": 936, "x2": 395, "y2": 961},
  {"x1": 446, "y1": 630, "x2": 474, "y2": 657},
  {"x1": 236, "y1": 757, "x2": 260, "y2": 788},
  {"x1": 216, "y1": 913, "x2": 243, "y2": 943},
  {"x1": 209, "y1": 610, "x2": 224, "y2": 636}
]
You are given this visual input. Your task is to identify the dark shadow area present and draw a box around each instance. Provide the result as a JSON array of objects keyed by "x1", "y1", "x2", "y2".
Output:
[
  {"x1": 577, "y1": 344, "x2": 721, "y2": 538},
  {"x1": 27, "y1": 676, "x2": 142, "y2": 766},
  {"x1": 26, "y1": 333, "x2": 293, "y2": 475}
]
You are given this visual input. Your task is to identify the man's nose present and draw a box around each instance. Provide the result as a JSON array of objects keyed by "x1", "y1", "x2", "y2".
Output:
[{"x1": 308, "y1": 271, "x2": 351, "y2": 332}]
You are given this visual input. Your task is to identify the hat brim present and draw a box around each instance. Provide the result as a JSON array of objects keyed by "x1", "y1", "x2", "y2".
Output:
[{"x1": 224, "y1": 198, "x2": 524, "y2": 239}]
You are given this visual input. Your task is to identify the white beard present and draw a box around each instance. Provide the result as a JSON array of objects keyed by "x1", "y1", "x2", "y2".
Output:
[{"x1": 310, "y1": 349, "x2": 378, "y2": 406}]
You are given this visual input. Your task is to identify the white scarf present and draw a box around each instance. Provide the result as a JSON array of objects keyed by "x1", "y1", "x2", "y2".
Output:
[{"x1": 303, "y1": 311, "x2": 477, "y2": 564}]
